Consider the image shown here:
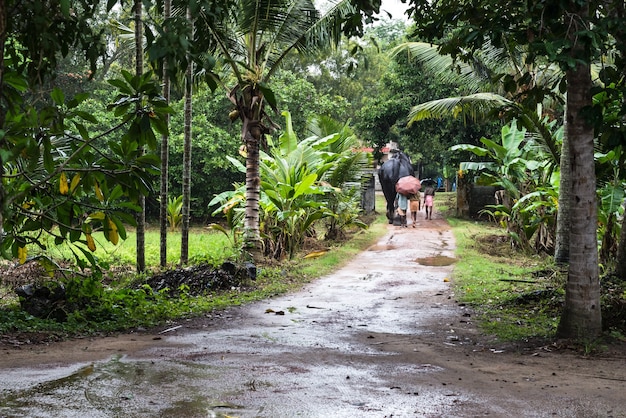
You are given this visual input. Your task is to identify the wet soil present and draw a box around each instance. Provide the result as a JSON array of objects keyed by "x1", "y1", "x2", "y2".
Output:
[{"x1": 1, "y1": 212, "x2": 626, "y2": 417}]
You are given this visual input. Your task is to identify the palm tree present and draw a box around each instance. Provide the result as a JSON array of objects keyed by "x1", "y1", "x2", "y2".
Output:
[
  {"x1": 556, "y1": 1, "x2": 602, "y2": 338},
  {"x1": 159, "y1": 0, "x2": 172, "y2": 268},
  {"x1": 180, "y1": 7, "x2": 193, "y2": 265},
  {"x1": 134, "y1": 0, "x2": 146, "y2": 272},
  {"x1": 195, "y1": 0, "x2": 361, "y2": 260}
]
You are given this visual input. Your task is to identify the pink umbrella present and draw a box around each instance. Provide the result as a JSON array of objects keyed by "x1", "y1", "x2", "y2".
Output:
[{"x1": 395, "y1": 176, "x2": 421, "y2": 196}]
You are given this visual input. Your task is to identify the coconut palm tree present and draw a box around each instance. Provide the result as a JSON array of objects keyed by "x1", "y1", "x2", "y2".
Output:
[{"x1": 194, "y1": 0, "x2": 363, "y2": 260}]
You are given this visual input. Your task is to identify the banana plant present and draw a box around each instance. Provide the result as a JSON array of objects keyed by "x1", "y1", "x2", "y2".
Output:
[
  {"x1": 167, "y1": 195, "x2": 184, "y2": 231},
  {"x1": 259, "y1": 112, "x2": 334, "y2": 259},
  {"x1": 211, "y1": 111, "x2": 369, "y2": 259},
  {"x1": 453, "y1": 119, "x2": 557, "y2": 251},
  {"x1": 596, "y1": 147, "x2": 625, "y2": 266}
]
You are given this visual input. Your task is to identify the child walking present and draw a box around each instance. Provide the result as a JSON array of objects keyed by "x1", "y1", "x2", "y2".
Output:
[
  {"x1": 409, "y1": 192, "x2": 421, "y2": 227},
  {"x1": 423, "y1": 185, "x2": 435, "y2": 220},
  {"x1": 394, "y1": 192, "x2": 408, "y2": 227}
]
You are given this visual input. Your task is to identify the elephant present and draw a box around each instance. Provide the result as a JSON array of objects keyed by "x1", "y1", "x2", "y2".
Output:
[{"x1": 378, "y1": 149, "x2": 415, "y2": 224}]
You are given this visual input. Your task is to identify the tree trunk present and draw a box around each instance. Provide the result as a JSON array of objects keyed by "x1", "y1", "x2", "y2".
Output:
[
  {"x1": 557, "y1": 3, "x2": 602, "y2": 338},
  {"x1": 134, "y1": 0, "x2": 146, "y2": 273},
  {"x1": 554, "y1": 116, "x2": 571, "y2": 264},
  {"x1": 180, "y1": 7, "x2": 193, "y2": 265},
  {"x1": 159, "y1": 0, "x2": 171, "y2": 268},
  {"x1": 242, "y1": 114, "x2": 262, "y2": 259},
  {"x1": 0, "y1": 0, "x2": 7, "y2": 238}
]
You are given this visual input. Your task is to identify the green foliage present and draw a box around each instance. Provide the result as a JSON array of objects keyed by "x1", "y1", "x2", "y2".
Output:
[
  {"x1": 596, "y1": 147, "x2": 626, "y2": 266},
  {"x1": 211, "y1": 112, "x2": 369, "y2": 259},
  {"x1": 449, "y1": 218, "x2": 563, "y2": 341},
  {"x1": 38, "y1": 228, "x2": 235, "y2": 268},
  {"x1": 167, "y1": 195, "x2": 184, "y2": 231},
  {"x1": 165, "y1": 88, "x2": 243, "y2": 220},
  {"x1": 1, "y1": 67, "x2": 171, "y2": 276},
  {"x1": 454, "y1": 120, "x2": 559, "y2": 253}
]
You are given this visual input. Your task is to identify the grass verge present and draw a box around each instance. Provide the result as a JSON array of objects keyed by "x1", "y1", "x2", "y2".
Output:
[
  {"x1": 448, "y1": 217, "x2": 564, "y2": 342},
  {"x1": 0, "y1": 198, "x2": 390, "y2": 342}
]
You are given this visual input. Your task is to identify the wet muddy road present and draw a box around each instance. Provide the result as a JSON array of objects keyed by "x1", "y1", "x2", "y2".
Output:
[{"x1": 1, "y1": 215, "x2": 625, "y2": 417}]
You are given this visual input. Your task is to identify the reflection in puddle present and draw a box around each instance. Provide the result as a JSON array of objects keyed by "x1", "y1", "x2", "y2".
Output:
[{"x1": 415, "y1": 255, "x2": 457, "y2": 266}]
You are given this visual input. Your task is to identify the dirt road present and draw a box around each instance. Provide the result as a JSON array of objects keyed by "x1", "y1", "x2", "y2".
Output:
[{"x1": 1, "y1": 214, "x2": 625, "y2": 417}]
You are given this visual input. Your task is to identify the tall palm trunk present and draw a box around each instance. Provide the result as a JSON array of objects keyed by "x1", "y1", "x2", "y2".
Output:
[
  {"x1": 557, "y1": 1, "x2": 602, "y2": 338},
  {"x1": 134, "y1": 0, "x2": 146, "y2": 272},
  {"x1": 554, "y1": 116, "x2": 571, "y2": 264},
  {"x1": 0, "y1": 0, "x2": 6, "y2": 239},
  {"x1": 239, "y1": 86, "x2": 264, "y2": 258},
  {"x1": 159, "y1": 0, "x2": 171, "y2": 268},
  {"x1": 180, "y1": 8, "x2": 193, "y2": 265}
]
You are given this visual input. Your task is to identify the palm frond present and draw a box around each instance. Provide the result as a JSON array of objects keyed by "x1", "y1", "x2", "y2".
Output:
[
  {"x1": 515, "y1": 109, "x2": 561, "y2": 168},
  {"x1": 407, "y1": 93, "x2": 512, "y2": 126},
  {"x1": 390, "y1": 42, "x2": 491, "y2": 93},
  {"x1": 267, "y1": 0, "x2": 356, "y2": 78}
]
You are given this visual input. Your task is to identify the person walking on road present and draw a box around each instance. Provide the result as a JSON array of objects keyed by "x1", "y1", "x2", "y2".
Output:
[
  {"x1": 409, "y1": 192, "x2": 421, "y2": 227},
  {"x1": 395, "y1": 192, "x2": 408, "y2": 227},
  {"x1": 423, "y1": 184, "x2": 435, "y2": 220}
]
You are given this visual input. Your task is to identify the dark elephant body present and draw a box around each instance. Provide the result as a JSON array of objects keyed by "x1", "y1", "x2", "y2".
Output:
[{"x1": 378, "y1": 150, "x2": 414, "y2": 223}]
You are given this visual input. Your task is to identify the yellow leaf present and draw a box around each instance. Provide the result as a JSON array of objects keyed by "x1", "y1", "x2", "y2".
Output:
[
  {"x1": 88, "y1": 211, "x2": 106, "y2": 221},
  {"x1": 304, "y1": 250, "x2": 328, "y2": 259},
  {"x1": 21, "y1": 200, "x2": 35, "y2": 209},
  {"x1": 18, "y1": 246, "x2": 27, "y2": 264},
  {"x1": 95, "y1": 182, "x2": 104, "y2": 202},
  {"x1": 86, "y1": 233, "x2": 96, "y2": 252},
  {"x1": 107, "y1": 218, "x2": 119, "y2": 245},
  {"x1": 70, "y1": 173, "x2": 81, "y2": 193},
  {"x1": 59, "y1": 172, "x2": 69, "y2": 195}
]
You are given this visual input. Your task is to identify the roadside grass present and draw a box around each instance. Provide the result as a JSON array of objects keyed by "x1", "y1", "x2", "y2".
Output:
[
  {"x1": 448, "y1": 217, "x2": 563, "y2": 342},
  {"x1": 0, "y1": 195, "x2": 390, "y2": 339},
  {"x1": 5, "y1": 190, "x2": 602, "y2": 346},
  {"x1": 37, "y1": 227, "x2": 236, "y2": 269}
]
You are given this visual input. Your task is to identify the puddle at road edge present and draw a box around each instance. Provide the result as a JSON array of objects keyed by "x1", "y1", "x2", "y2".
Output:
[{"x1": 415, "y1": 255, "x2": 457, "y2": 266}]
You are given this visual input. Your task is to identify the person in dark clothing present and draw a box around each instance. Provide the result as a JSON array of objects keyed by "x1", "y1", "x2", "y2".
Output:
[{"x1": 423, "y1": 185, "x2": 435, "y2": 220}]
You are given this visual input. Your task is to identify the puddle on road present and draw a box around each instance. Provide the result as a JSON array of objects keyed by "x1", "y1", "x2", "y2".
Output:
[
  {"x1": 0, "y1": 355, "x2": 255, "y2": 417},
  {"x1": 415, "y1": 255, "x2": 457, "y2": 266}
]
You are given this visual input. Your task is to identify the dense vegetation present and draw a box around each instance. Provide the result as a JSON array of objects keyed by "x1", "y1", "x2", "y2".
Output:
[{"x1": 0, "y1": 0, "x2": 625, "y2": 343}]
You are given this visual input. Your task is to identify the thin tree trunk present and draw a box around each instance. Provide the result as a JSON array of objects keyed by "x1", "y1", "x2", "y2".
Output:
[
  {"x1": 0, "y1": 0, "x2": 7, "y2": 238},
  {"x1": 557, "y1": 1, "x2": 602, "y2": 338},
  {"x1": 134, "y1": 0, "x2": 146, "y2": 273},
  {"x1": 554, "y1": 116, "x2": 571, "y2": 264},
  {"x1": 159, "y1": 0, "x2": 171, "y2": 268},
  {"x1": 180, "y1": 7, "x2": 193, "y2": 265}
]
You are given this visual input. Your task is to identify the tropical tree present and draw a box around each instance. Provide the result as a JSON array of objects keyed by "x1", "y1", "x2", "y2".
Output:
[
  {"x1": 189, "y1": 0, "x2": 378, "y2": 260},
  {"x1": 210, "y1": 111, "x2": 368, "y2": 259},
  {"x1": 134, "y1": 0, "x2": 147, "y2": 273},
  {"x1": 159, "y1": 0, "x2": 172, "y2": 268},
  {"x1": 405, "y1": 0, "x2": 623, "y2": 338},
  {"x1": 180, "y1": 8, "x2": 193, "y2": 265},
  {"x1": 0, "y1": 1, "x2": 170, "y2": 273}
]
